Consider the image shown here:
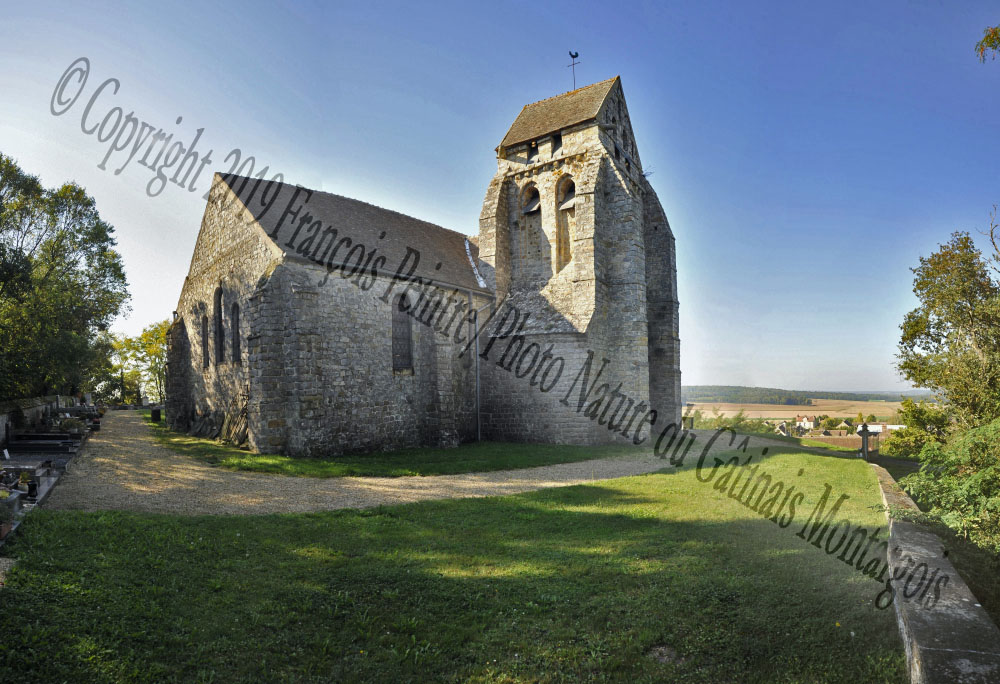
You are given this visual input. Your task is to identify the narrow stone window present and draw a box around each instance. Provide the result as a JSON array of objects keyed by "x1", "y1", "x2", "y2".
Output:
[
  {"x1": 213, "y1": 287, "x2": 225, "y2": 365},
  {"x1": 201, "y1": 315, "x2": 209, "y2": 369},
  {"x1": 526, "y1": 141, "x2": 538, "y2": 163},
  {"x1": 392, "y1": 294, "x2": 413, "y2": 371},
  {"x1": 231, "y1": 303, "x2": 241, "y2": 365},
  {"x1": 556, "y1": 177, "x2": 575, "y2": 272},
  {"x1": 551, "y1": 133, "x2": 562, "y2": 156}
]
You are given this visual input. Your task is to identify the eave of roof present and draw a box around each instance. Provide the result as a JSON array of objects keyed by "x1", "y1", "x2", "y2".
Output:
[{"x1": 498, "y1": 76, "x2": 619, "y2": 150}]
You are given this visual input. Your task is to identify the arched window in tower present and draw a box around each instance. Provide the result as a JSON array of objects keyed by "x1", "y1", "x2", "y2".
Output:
[
  {"x1": 392, "y1": 294, "x2": 412, "y2": 371},
  {"x1": 231, "y1": 303, "x2": 241, "y2": 365},
  {"x1": 521, "y1": 184, "x2": 540, "y2": 214},
  {"x1": 517, "y1": 183, "x2": 542, "y2": 279},
  {"x1": 556, "y1": 177, "x2": 576, "y2": 272},
  {"x1": 213, "y1": 287, "x2": 225, "y2": 366},
  {"x1": 201, "y1": 314, "x2": 209, "y2": 369}
]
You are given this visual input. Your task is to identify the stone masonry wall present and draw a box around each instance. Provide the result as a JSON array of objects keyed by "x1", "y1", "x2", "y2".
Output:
[
  {"x1": 642, "y1": 177, "x2": 681, "y2": 425},
  {"x1": 248, "y1": 259, "x2": 488, "y2": 456},
  {"x1": 167, "y1": 174, "x2": 284, "y2": 433}
]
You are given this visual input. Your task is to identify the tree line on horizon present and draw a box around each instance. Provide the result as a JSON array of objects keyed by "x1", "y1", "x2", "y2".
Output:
[{"x1": 679, "y1": 385, "x2": 929, "y2": 406}]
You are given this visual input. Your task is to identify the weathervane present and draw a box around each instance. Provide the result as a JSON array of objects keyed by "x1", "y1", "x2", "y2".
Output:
[{"x1": 568, "y1": 51, "x2": 580, "y2": 89}]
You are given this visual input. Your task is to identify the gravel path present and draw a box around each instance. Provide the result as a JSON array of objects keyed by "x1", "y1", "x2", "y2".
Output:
[{"x1": 44, "y1": 412, "x2": 802, "y2": 516}]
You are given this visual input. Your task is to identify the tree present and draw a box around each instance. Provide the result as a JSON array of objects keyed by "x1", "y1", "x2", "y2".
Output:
[
  {"x1": 0, "y1": 154, "x2": 130, "y2": 399},
  {"x1": 881, "y1": 399, "x2": 951, "y2": 459},
  {"x1": 856, "y1": 412, "x2": 864, "y2": 424},
  {"x1": 865, "y1": 413, "x2": 877, "y2": 422},
  {"x1": 896, "y1": 232, "x2": 1000, "y2": 426},
  {"x1": 131, "y1": 320, "x2": 169, "y2": 403},
  {"x1": 977, "y1": 26, "x2": 1000, "y2": 62},
  {"x1": 898, "y1": 398, "x2": 950, "y2": 435},
  {"x1": 820, "y1": 416, "x2": 841, "y2": 430}
]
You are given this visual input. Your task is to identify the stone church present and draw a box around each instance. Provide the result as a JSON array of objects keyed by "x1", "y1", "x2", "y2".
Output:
[{"x1": 166, "y1": 76, "x2": 680, "y2": 455}]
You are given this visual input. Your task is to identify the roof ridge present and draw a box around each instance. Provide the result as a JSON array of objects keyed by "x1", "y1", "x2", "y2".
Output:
[
  {"x1": 519, "y1": 75, "x2": 619, "y2": 110},
  {"x1": 498, "y1": 76, "x2": 621, "y2": 149}
]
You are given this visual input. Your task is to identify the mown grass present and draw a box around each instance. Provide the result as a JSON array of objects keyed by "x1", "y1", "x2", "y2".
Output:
[
  {"x1": 140, "y1": 412, "x2": 640, "y2": 478},
  {"x1": 799, "y1": 438, "x2": 858, "y2": 453},
  {"x1": 720, "y1": 429, "x2": 858, "y2": 454},
  {"x1": 0, "y1": 447, "x2": 905, "y2": 683}
]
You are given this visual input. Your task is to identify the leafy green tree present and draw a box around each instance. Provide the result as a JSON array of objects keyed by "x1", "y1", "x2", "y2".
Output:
[
  {"x1": 897, "y1": 232, "x2": 1000, "y2": 426},
  {"x1": 880, "y1": 399, "x2": 951, "y2": 460},
  {"x1": 130, "y1": 320, "x2": 169, "y2": 403},
  {"x1": 0, "y1": 154, "x2": 129, "y2": 399},
  {"x1": 899, "y1": 398, "x2": 950, "y2": 434}
]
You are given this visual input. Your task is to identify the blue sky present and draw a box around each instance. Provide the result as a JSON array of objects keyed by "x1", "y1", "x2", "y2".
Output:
[{"x1": 2, "y1": 1, "x2": 998, "y2": 391}]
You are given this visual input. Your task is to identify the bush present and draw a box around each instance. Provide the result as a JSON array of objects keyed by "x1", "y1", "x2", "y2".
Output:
[
  {"x1": 881, "y1": 426, "x2": 942, "y2": 460},
  {"x1": 901, "y1": 417, "x2": 1000, "y2": 552},
  {"x1": 59, "y1": 417, "x2": 85, "y2": 432}
]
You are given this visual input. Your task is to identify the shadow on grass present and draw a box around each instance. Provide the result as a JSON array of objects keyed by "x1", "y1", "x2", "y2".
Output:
[{"x1": 0, "y1": 469, "x2": 906, "y2": 683}]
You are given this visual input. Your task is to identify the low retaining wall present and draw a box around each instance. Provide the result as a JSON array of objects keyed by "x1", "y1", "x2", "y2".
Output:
[
  {"x1": 871, "y1": 464, "x2": 1000, "y2": 683},
  {"x1": 0, "y1": 396, "x2": 70, "y2": 449}
]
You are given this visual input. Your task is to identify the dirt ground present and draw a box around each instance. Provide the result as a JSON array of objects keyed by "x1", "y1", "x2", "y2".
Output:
[{"x1": 44, "y1": 412, "x2": 794, "y2": 516}]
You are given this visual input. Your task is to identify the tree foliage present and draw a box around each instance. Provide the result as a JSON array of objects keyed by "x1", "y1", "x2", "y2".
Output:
[
  {"x1": 896, "y1": 223, "x2": 1000, "y2": 549},
  {"x1": 902, "y1": 417, "x2": 1000, "y2": 552},
  {"x1": 896, "y1": 232, "x2": 1000, "y2": 426},
  {"x1": 691, "y1": 409, "x2": 774, "y2": 435},
  {"x1": 85, "y1": 321, "x2": 169, "y2": 404},
  {"x1": 976, "y1": 25, "x2": 1000, "y2": 62},
  {"x1": 0, "y1": 154, "x2": 130, "y2": 399},
  {"x1": 126, "y1": 320, "x2": 169, "y2": 403}
]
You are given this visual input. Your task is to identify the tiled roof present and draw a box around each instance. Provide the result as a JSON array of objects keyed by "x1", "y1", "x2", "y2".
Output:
[
  {"x1": 499, "y1": 77, "x2": 619, "y2": 149},
  {"x1": 219, "y1": 175, "x2": 491, "y2": 294}
]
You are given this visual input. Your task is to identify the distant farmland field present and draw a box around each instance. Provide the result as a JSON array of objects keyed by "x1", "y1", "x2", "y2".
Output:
[{"x1": 685, "y1": 398, "x2": 904, "y2": 420}]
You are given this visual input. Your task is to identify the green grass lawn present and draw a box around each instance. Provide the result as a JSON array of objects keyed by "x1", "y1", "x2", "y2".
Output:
[
  {"x1": 721, "y1": 429, "x2": 859, "y2": 454},
  {"x1": 0, "y1": 446, "x2": 905, "y2": 683},
  {"x1": 797, "y1": 438, "x2": 859, "y2": 453},
  {"x1": 140, "y1": 412, "x2": 640, "y2": 477}
]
